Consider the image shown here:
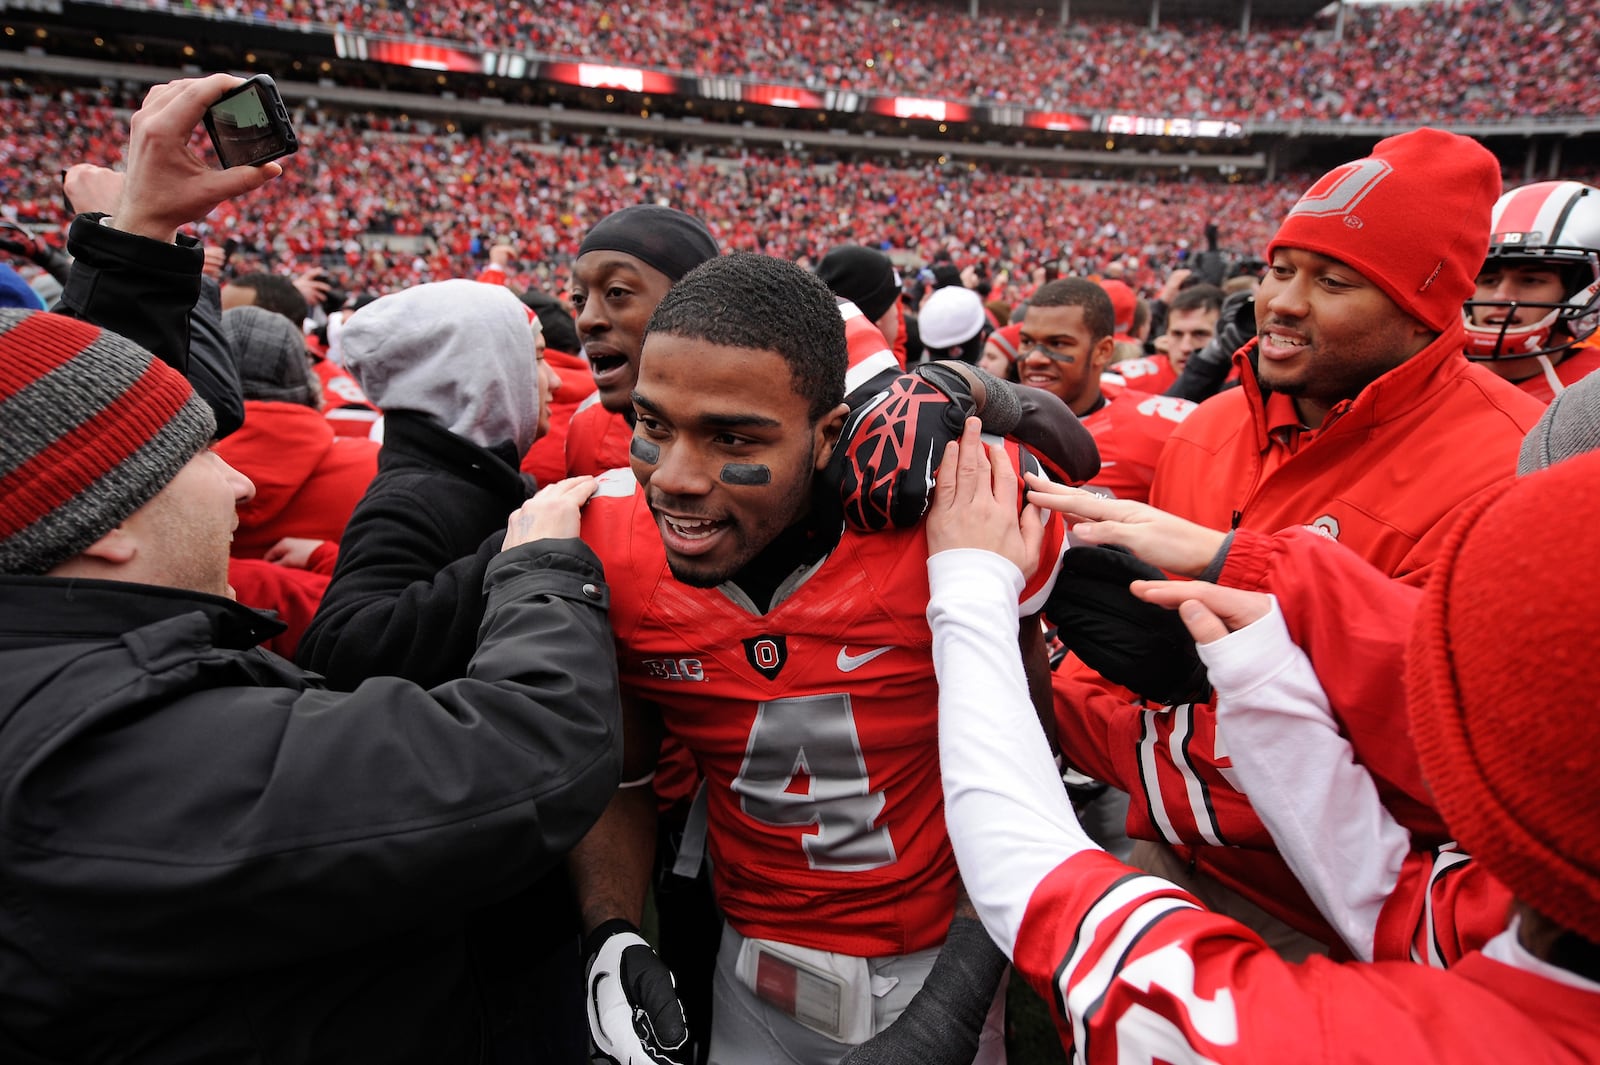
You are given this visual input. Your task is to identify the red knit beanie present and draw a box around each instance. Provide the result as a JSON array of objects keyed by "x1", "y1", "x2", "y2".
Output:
[
  {"x1": 1406, "y1": 449, "x2": 1600, "y2": 942},
  {"x1": 1099, "y1": 279, "x2": 1136, "y2": 336},
  {"x1": 1268, "y1": 128, "x2": 1501, "y2": 333},
  {"x1": 987, "y1": 323, "x2": 1024, "y2": 363},
  {"x1": 0, "y1": 309, "x2": 215, "y2": 575}
]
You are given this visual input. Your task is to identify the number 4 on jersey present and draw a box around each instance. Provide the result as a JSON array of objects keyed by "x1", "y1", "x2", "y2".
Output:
[{"x1": 732, "y1": 694, "x2": 897, "y2": 872}]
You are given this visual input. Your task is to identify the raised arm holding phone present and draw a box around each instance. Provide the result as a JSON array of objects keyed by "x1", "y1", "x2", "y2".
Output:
[{"x1": 57, "y1": 73, "x2": 291, "y2": 436}]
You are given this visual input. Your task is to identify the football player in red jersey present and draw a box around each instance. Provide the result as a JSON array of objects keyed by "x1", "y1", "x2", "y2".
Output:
[
  {"x1": 572, "y1": 254, "x2": 1088, "y2": 1065},
  {"x1": 927, "y1": 425, "x2": 1600, "y2": 1065},
  {"x1": 1016, "y1": 279, "x2": 1194, "y2": 504},
  {"x1": 565, "y1": 205, "x2": 722, "y2": 478},
  {"x1": 1464, "y1": 181, "x2": 1600, "y2": 402}
]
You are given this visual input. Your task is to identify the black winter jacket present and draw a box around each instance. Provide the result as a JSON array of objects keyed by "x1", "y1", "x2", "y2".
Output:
[
  {"x1": 57, "y1": 214, "x2": 245, "y2": 437},
  {"x1": 297, "y1": 411, "x2": 594, "y2": 1062},
  {"x1": 299, "y1": 411, "x2": 532, "y2": 688},
  {"x1": 0, "y1": 544, "x2": 619, "y2": 1063}
]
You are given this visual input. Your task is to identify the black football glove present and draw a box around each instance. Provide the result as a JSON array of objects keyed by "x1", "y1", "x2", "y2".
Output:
[
  {"x1": 1046, "y1": 546, "x2": 1211, "y2": 706},
  {"x1": 584, "y1": 919, "x2": 689, "y2": 1065},
  {"x1": 827, "y1": 362, "x2": 1097, "y2": 531}
]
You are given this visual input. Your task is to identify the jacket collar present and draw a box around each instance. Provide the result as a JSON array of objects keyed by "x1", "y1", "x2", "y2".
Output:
[
  {"x1": 0, "y1": 575, "x2": 284, "y2": 649},
  {"x1": 381, "y1": 410, "x2": 533, "y2": 496},
  {"x1": 1235, "y1": 319, "x2": 1473, "y2": 451}
]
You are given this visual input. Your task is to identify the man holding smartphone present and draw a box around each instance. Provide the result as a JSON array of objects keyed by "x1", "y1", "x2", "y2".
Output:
[{"x1": 3, "y1": 75, "x2": 625, "y2": 1064}]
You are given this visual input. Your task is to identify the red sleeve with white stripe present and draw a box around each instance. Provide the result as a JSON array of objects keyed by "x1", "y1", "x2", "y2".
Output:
[
  {"x1": 1013, "y1": 849, "x2": 1548, "y2": 1063},
  {"x1": 1372, "y1": 846, "x2": 1513, "y2": 968},
  {"x1": 1051, "y1": 659, "x2": 1281, "y2": 854}
]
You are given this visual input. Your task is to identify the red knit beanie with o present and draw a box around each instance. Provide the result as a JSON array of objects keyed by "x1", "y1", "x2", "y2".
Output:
[
  {"x1": 1406, "y1": 449, "x2": 1600, "y2": 942},
  {"x1": 1268, "y1": 128, "x2": 1501, "y2": 333}
]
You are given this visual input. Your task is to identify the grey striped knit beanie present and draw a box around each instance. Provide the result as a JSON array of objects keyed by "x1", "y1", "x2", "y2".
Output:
[
  {"x1": 0, "y1": 309, "x2": 215, "y2": 575},
  {"x1": 1518, "y1": 368, "x2": 1600, "y2": 474}
]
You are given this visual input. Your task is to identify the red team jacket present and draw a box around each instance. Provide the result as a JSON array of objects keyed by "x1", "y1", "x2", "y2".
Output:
[
  {"x1": 1215, "y1": 526, "x2": 1517, "y2": 966},
  {"x1": 580, "y1": 469, "x2": 1062, "y2": 957},
  {"x1": 1052, "y1": 324, "x2": 1545, "y2": 943}
]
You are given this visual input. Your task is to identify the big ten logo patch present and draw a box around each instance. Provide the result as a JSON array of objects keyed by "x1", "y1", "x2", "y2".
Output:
[{"x1": 640, "y1": 657, "x2": 706, "y2": 682}]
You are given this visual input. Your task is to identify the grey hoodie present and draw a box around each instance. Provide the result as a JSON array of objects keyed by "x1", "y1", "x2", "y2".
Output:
[{"x1": 340, "y1": 280, "x2": 539, "y2": 457}]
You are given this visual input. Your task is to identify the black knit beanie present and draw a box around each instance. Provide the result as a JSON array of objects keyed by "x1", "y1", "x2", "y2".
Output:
[
  {"x1": 577, "y1": 204, "x2": 720, "y2": 282},
  {"x1": 817, "y1": 245, "x2": 899, "y2": 323}
]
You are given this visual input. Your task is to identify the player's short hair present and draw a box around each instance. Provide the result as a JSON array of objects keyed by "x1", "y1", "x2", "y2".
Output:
[
  {"x1": 1170, "y1": 283, "x2": 1225, "y2": 317},
  {"x1": 647, "y1": 253, "x2": 846, "y2": 421},
  {"x1": 229, "y1": 272, "x2": 309, "y2": 326},
  {"x1": 1029, "y1": 279, "x2": 1115, "y2": 344}
]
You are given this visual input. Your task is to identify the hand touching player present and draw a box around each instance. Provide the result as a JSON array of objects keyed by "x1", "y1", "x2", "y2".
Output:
[
  {"x1": 925, "y1": 417, "x2": 1044, "y2": 580},
  {"x1": 501, "y1": 476, "x2": 597, "y2": 550},
  {"x1": 1131, "y1": 579, "x2": 1274, "y2": 644},
  {"x1": 1023, "y1": 475, "x2": 1227, "y2": 578}
]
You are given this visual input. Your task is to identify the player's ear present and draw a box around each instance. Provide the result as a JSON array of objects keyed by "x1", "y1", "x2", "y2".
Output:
[
  {"x1": 813, "y1": 402, "x2": 851, "y2": 471},
  {"x1": 1090, "y1": 335, "x2": 1117, "y2": 374}
]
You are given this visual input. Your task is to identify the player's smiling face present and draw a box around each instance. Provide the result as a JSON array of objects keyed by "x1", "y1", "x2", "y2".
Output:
[{"x1": 630, "y1": 332, "x2": 846, "y2": 588}]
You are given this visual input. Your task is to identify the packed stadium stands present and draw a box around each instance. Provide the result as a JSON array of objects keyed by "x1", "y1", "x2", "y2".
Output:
[{"x1": 98, "y1": 0, "x2": 1600, "y2": 122}]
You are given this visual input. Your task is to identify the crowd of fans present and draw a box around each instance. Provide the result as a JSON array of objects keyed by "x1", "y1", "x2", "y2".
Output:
[
  {"x1": 125, "y1": 0, "x2": 1600, "y2": 121},
  {"x1": 5, "y1": 83, "x2": 1306, "y2": 297}
]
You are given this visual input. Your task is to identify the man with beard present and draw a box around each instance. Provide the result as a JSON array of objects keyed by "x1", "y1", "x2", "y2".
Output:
[
  {"x1": 1047, "y1": 128, "x2": 1547, "y2": 959},
  {"x1": 571, "y1": 254, "x2": 1083, "y2": 1065}
]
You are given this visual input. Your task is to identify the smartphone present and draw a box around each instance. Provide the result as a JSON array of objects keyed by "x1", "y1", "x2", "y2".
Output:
[{"x1": 203, "y1": 74, "x2": 299, "y2": 169}]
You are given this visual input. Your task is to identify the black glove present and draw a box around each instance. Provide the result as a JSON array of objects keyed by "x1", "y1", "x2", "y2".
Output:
[
  {"x1": 584, "y1": 919, "x2": 689, "y2": 1065},
  {"x1": 838, "y1": 917, "x2": 1008, "y2": 1065},
  {"x1": 1046, "y1": 546, "x2": 1211, "y2": 706},
  {"x1": 1165, "y1": 290, "x2": 1254, "y2": 403},
  {"x1": 827, "y1": 366, "x2": 975, "y2": 531},
  {"x1": 0, "y1": 221, "x2": 72, "y2": 286},
  {"x1": 827, "y1": 362, "x2": 1096, "y2": 531}
]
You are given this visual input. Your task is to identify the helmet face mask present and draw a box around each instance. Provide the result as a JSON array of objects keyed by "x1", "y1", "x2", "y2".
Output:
[{"x1": 1464, "y1": 182, "x2": 1600, "y2": 361}]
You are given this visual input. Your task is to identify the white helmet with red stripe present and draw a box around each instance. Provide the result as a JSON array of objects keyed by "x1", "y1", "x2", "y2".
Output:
[{"x1": 1464, "y1": 180, "x2": 1600, "y2": 360}]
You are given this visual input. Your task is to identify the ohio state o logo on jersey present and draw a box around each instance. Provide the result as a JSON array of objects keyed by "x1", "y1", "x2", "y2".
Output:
[
  {"x1": 743, "y1": 635, "x2": 789, "y2": 681},
  {"x1": 1287, "y1": 158, "x2": 1392, "y2": 221}
]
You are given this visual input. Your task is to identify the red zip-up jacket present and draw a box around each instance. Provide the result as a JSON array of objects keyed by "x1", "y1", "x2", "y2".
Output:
[{"x1": 1052, "y1": 321, "x2": 1544, "y2": 944}]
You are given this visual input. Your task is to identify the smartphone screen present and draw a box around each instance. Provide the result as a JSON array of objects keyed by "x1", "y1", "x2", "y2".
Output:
[{"x1": 206, "y1": 77, "x2": 298, "y2": 168}]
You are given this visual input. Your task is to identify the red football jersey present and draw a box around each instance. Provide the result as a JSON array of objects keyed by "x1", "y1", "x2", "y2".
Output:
[
  {"x1": 581, "y1": 469, "x2": 1062, "y2": 956},
  {"x1": 564, "y1": 392, "x2": 634, "y2": 476},
  {"x1": 1513, "y1": 341, "x2": 1600, "y2": 403},
  {"x1": 1081, "y1": 389, "x2": 1195, "y2": 504},
  {"x1": 1106, "y1": 354, "x2": 1178, "y2": 394}
]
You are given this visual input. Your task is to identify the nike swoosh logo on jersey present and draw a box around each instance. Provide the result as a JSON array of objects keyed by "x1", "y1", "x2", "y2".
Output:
[{"x1": 837, "y1": 645, "x2": 894, "y2": 672}]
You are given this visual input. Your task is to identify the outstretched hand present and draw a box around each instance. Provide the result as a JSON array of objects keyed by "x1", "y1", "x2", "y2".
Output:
[
  {"x1": 1131, "y1": 579, "x2": 1273, "y2": 644},
  {"x1": 502, "y1": 476, "x2": 598, "y2": 549},
  {"x1": 71, "y1": 74, "x2": 286, "y2": 243},
  {"x1": 925, "y1": 417, "x2": 1043, "y2": 580},
  {"x1": 1024, "y1": 473, "x2": 1227, "y2": 577}
]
